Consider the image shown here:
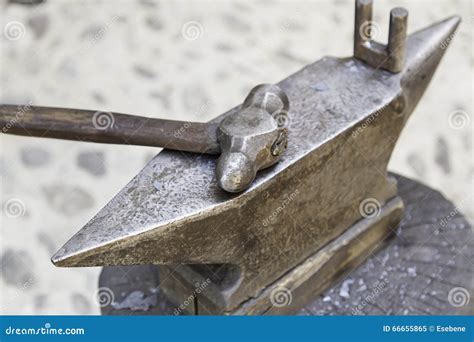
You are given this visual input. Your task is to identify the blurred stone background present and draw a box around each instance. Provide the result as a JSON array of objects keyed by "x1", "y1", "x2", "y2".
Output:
[{"x1": 0, "y1": 0, "x2": 472, "y2": 314}]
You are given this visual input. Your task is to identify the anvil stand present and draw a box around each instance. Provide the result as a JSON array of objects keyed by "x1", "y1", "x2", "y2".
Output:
[{"x1": 99, "y1": 174, "x2": 473, "y2": 315}]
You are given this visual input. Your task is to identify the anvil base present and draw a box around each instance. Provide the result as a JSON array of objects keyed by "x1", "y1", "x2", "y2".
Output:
[
  {"x1": 158, "y1": 197, "x2": 403, "y2": 315},
  {"x1": 236, "y1": 197, "x2": 403, "y2": 315}
]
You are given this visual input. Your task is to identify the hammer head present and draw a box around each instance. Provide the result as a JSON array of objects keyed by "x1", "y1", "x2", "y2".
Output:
[{"x1": 216, "y1": 84, "x2": 289, "y2": 193}]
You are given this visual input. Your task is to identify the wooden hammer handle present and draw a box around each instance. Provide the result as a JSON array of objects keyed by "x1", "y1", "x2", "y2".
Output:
[{"x1": 0, "y1": 105, "x2": 220, "y2": 154}]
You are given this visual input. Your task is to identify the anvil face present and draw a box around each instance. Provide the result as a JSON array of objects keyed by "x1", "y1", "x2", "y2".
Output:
[{"x1": 52, "y1": 15, "x2": 459, "y2": 312}]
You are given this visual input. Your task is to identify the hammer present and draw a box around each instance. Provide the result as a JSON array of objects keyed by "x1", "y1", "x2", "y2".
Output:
[{"x1": 0, "y1": 84, "x2": 289, "y2": 193}]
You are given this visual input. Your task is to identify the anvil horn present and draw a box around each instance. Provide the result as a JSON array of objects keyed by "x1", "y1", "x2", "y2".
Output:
[
  {"x1": 52, "y1": 12, "x2": 460, "y2": 283},
  {"x1": 401, "y1": 15, "x2": 460, "y2": 114}
]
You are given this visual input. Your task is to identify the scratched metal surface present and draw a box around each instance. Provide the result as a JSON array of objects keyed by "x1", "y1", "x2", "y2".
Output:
[{"x1": 51, "y1": 56, "x2": 399, "y2": 265}]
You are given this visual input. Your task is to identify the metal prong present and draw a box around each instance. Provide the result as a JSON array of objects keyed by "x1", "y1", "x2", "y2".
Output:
[
  {"x1": 353, "y1": 0, "x2": 409, "y2": 73},
  {"x1": 388, "y1": 7, "x2": 408, "y2": 72},
  {"x1": 354, "y1": 0, "x2": 373, "y2": 48}
]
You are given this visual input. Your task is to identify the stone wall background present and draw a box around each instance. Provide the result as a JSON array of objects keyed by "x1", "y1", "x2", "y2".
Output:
[{"x1": 0, "y1": 0, "x2": 472, "y2": 314}]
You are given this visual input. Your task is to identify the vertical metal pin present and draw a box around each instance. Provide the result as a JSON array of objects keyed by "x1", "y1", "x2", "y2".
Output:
[
  {"x1": 388, "y1": 7, "x2": 408, "y2": 72},
  {"x1": 354, "y1": 0, "x2": 373, "y2": 45},
  {"x1": 353, "y1": 0, "x2": 409, "y2": 73}
]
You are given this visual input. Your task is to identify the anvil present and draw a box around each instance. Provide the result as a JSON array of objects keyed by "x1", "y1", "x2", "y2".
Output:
[{"x1": 1, "y1": 0, "x2": 460, "y2": 314}]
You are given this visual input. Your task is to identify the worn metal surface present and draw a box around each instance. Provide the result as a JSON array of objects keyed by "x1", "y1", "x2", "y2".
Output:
[
  {"x1": 98, "y1": 175, "x2": 473, "y2": 315},
  {"x1": 159, "y1": 193, "x2": 404, "y2": 314},
  {"x1": 216, "y1": 84, "x2": 289, "y2": 192},
  {"x1": 50, "y1": 3, "x2": 460, "y2": 314}
]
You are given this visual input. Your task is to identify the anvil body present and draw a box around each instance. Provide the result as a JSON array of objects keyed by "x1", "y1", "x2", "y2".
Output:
[{"x1": 52, "y1": 10, "x2": 460, "y2": 314}]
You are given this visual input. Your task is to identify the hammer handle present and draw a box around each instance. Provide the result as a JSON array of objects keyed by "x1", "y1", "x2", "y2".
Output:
[{"x1": 0, "y1": 105, "x2": 220, "y2": 154}]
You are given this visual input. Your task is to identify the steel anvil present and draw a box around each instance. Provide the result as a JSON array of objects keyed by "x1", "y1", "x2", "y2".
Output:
[{"x1": 43, "y1": 1, "x2": 460, "y2": 314}]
